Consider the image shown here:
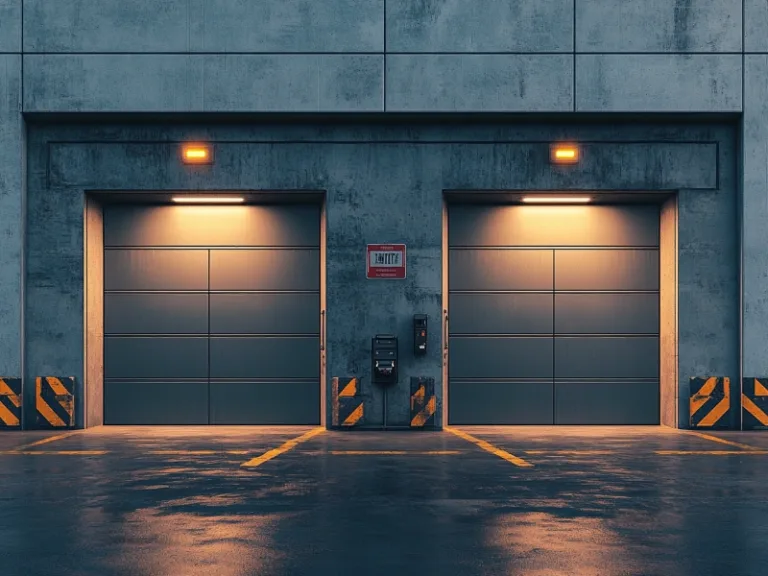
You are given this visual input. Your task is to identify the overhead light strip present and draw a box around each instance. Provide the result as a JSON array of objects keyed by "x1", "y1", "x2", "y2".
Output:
[
  {"x1": 522, "y1": 196, "x2": 592, "y2": 204},
  {"x1": 171, "y1": 196, "x2": 245, "y2": 204}
]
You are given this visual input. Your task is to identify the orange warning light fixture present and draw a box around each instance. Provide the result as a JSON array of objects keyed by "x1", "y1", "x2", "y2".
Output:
[
  {"x1": 522, "y1": 196, "x2": 591, "y2": 204},
  {"x1": 171, "y1": 196, "x2": 244, "y2": 204},
  {"x1": 550, "y1": 143, "x2": 580, "y2": 164},
  {"x1": 181, "y1": 143, "x2": 214, "y2": 164}
]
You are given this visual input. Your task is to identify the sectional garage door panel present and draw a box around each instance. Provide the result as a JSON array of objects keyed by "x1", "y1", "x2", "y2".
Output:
[
  {"x1": 554, "y1": 382, "x2": 660, "y2": 425},
  {"x1": 104, "y1": 381, "x2": 209, "y2": 425},
  {"x1": 105, "y1": 293, "x2": 209, "y2": 335},
  {"x1": 210, "y1": 293, "x2": 320, "y2": 334},
  {"x1": 555, "y1": 294, "x2": 659, "y2": 334},
  {"x1": 449, "y1": 382, "x2": 554, "y2": 425},
  {"x1": 105, "y1": 249, "x2": 209, "y2": 291},
  {"x1": 103, "y1": 203, "x2": 320, "y2": 425},
  {"x1": 450, "y1": 338, "x2": 554, "y2": 379},
  {"x1": 448, "y1": 203, "x2": 660, "y2": 425},
  {"x1": 449, "y1": 250, "x2": 553, "y2": 291},
  {"x1": 449, "y1": 204, "x2": 659, "y2": 247},
  {"x1": 105, "y1": 337, "x2": 209, "y2": 379},
  {"x1": 104, "y1": 204, "x2": 321, "y2": 247},
  {"x1": 210, "y1": 249, "x2": 320, "y2": 291},
  {"x1": 210, "y1": 382, "x2": 320, "y2": 425},
  {"x1": 450, "y1": 294, "x2": 553, "y2": 334}
]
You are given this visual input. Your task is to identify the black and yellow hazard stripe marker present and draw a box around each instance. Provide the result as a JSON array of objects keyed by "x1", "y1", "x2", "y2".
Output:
[
  {"x1": 690, "y1": 376, "x2": 730, "y2": 429},
  {"x1": 410, "y1": 377, "x2": 436, "y2": 428},
  {"x1": 35, "y1": 377, "x2": 75, "y2": 429},
  {"x1": 742, "y1": 378, "x2": 768, "y2": 430},
  {"x1": 331, "y1": 376, "x2": 364, "y2": 428},
  {"x1": 0, "y1": 378, "x2": 22, "y2": 428}
]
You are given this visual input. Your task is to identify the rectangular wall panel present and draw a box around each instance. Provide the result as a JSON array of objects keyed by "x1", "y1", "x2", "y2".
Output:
[
  {"x1": 554, "y1": 381, "x2": 660, "y2": 425},
  {"x1": 555, "y1": 250, "x2": 660, "y2": 291},
  {"x1": 450, "y1": 293, "x2": 553, "y2": 335},
  {"x1": 449, "y1": 381, "x2": 554, "y2": 425},
  {"x1": 449, "y1": 250, "x2": 553, "y2": 291},
  {"x1": 104, "y1": 381, "x2": 209, "y2": 425},
  {"x1": 209, "y1": 382, "x2": 320, "y2": 425},
  {"x1": 105, "y1": 294, "x2": 209, "y2": 335},
  {"x1": 555, "y1": 294, "x2": 659, "y2": 334},
  {"x1": 210, "y1": 337, "x2": 319, "y2": 379},
  {"x1": 449, "y1": 337, "x2": 553, "y2": 379},
  {"x1": 104, "y1": 250, "x2": 208, "y2": 291},
  {"x1": 554, "y1": 337, "x2": 659, "y2": 379},
  {"x1": 210, "y1": 294, "x2": 319, "y2": 335},
  {"x1": 210, "y1": 249, "x2": 320, "y2": 291},
  {"x1": 105, "y1": 337, "x2": 209, "y2": 379}
]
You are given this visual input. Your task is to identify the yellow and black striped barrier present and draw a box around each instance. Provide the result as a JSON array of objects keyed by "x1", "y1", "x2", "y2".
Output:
[
  {"x1": 690, "y1": 376, "x2": 730, "y2": 429},
  {"x1": 331, "y1": 376, "x2": 364, "y2": 428},
  {"x1": 0, "y1": 378, "x2": 22, "y2": 428},
  {"x1": 742, "y1": 378, "x2": 768, "y2": 430},
  {"x1": 410, "y1": 377, "x2": 436, "y2": 428},
  {"x1": 35, "y1": 377, "x2": 75, "y2": 429}
]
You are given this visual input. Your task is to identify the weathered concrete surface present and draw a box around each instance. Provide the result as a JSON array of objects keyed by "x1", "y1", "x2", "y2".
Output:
[
  {"x1": 660, "y1": 197, "x2": 678, "y2": 428},
  {"x1": 745, "y1": 0, "x2": 768, "y2": 52},
  {"x1": 576, "y1": 55, "x2": 743, "y2": 112},
  {"x1": 23, "y1": 55, "x2": 384, "y2": 112},
  {"x1": 0, "y1": 0, "x2": 20, "y2": 52},
  {"x1": 576, "y1": 0, "x2": 742, "y2": 52},
  {"x1": 0, "y1": 426, "x2": 767, "y2": 576},
  {"x1": 22, "y1": 0, "x2": 384, "y2": 53},
  {"x1": 0, "y1": 55, "x2": 21, "y2": 376},
  {"x1": 743, "y1": 56, "x2": 768, "y2": 376},
  {"x1": 386, "y1": 55, "x2": 573, "y2": 112},
  {"x1": 386, "y1": 0, "x2": 572, "y2": 52}
]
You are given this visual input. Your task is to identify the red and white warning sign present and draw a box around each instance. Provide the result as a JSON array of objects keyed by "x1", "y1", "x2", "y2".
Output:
[{"x1": 366, "y1": 244, "x2": 406, "y2": 279}]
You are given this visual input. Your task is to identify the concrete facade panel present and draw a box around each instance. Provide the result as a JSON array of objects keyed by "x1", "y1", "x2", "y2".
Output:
[
  {"x1": 386, "y1": 0, "x2": 573, "y2": 53},
  {"x1": 0, "y1": 0, "x2": 20, "y2": 52},
  {"x1": 386, "y1": 55, "x2": 573, "y2": 112},
  {"x1": 22, "y1": 0, "x2": 384, "y2": 53},
  {"x1": 23, "y1": 54, "x2": 384, "y2": 112},
  {"x1": 576, "y1": 55, "x2": 742, "y2": 112},
  {"x1": 576, "y1": 0, "x2": 742, "y2": 53},
  {"x1": 0, "y1": 55, "x2": 21, "y2": 375},
  {"x1": 743, "y1": 56, "x2": 768, "y2": 375},
  {"x1": 745, "y1": 0, "x2": 768, "y2": 52}
]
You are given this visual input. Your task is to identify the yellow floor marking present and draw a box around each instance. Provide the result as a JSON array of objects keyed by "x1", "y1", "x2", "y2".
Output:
[
  {"x1": 13, "y1": 431, "x2": 80, "y2": 451},
  {"x1": 149, "y1": 450, "x2": 250, "y2": 456},
  {"x1": 686, "y1": 431, "x2": 761, "y2": 451},
  {"x1": 446, "y1": 427, "x2": 533, "y2": 468},
  {"x1": 525, "y1": 450, "x2": 615, "y2": 455},
  {"x1": 657, "y1": 450, "x2": 768, "y2": 455},
  {"x1": 0, "y1": 450, "x2": 107, "y2": 455},
  {"x1": 329, "y1": 450, "x2": 461, "y2": 455},
  {"x1": 241, "y1": 427, "x2": 325, "y2": 468}
]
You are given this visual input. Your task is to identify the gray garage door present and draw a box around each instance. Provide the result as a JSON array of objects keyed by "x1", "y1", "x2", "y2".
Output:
[
  {"x1": 448, "y1": 204, "x2": 660, "y2": 425},
  {"x1": 103, "y1": 203, "x2": 321, "y2": 425}
]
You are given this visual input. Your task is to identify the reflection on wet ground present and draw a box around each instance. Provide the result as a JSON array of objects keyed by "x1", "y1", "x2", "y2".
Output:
[{"x1": 0, "y1": 426, "x2": 766, "y2": 576}]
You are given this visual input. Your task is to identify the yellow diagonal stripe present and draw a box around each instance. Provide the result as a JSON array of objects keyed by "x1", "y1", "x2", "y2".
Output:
[
  {"x1": 241, "y1": 427, "x2": 325, "y2": 468},
  {"x1": 446, "y1": 427, "x2": 533, "y2": 468},
  {"x1": 696, "y1": 396, "x2": 730, "y2": 427},
  {"x1": 410, "y1": 385, "x2": 425, "y2": 411},
  {"x1": 36, "y1": 395, "x2": 67, "y2": 427},
  {"x1": 0, "y1": 380, "x2": 20, "y2": 408},
  {"x1": 339, "y1": 378, "x2": 357, "y2": 398},
  {"x1": 410, "y1": 395, "x2": 436, "y2": 427},
  {"x1": 0, "y1": 401, "x2": 20, "y2": 426},
  {"x1": 342, "y1": 403, "x2": 363, "y2": 426},
  {"x1": 755, "y1": 379, "x2": 768, "y2": 397},
  {"x1": 45, "y1": 377, "x2": 70, "y2": 397},
  {"x1": 690, "y1": 377, "x2": 719, "y2": 417},
  {"x1": 742, "y1": 394, "x2": 768, "y2": 426}
]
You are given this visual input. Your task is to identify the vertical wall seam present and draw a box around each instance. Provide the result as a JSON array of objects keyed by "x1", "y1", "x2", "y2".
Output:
[
  {"x1": 19, "y1": 0, "x2": 25, "y2": 429},
  {"x1": 572, "y1": 0, "x2": 576, "y2": 111},
  {"x1": 383, "y1": 0, "x2": 387, "y2": 112}
]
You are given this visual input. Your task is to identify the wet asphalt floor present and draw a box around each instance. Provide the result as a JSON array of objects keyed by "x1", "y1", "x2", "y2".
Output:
[{"x1": 1, "y1": 426, "x2": 767, "y2": 576}]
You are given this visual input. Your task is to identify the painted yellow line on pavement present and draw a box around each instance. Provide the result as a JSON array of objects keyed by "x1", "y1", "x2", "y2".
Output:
[
  {"x1": 241, "y1": 427, "x2": 325, "y2": 468},
  {"x1": 446, "y1": 427, "x2": 533, "y2": 468},
  {"x1": 657, "y1": 450, "x2": 768, "y2": 455},
  {"x1": 329, "y1": 450, "x2": 461, "y2": 455},
  {"x1": 686, "y1": 431, "x2": 761, "y2": 451},
  {"x1": 0, "y1": 450, "x2": 107, "y2": 455},
  {"x1": 13, "y1": 431, "x2": 80, "y2": 451},
  {"x1": 525, "y1": 450, "x2": 615, "y2": 455},
  {"x1": 148, "y1": 450, "x2": 250, "y2": 456}
]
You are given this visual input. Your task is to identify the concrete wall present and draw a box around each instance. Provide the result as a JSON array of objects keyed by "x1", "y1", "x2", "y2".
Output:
[{"x1": 23, "y1": 123, "x2": 736, "y2": 428}]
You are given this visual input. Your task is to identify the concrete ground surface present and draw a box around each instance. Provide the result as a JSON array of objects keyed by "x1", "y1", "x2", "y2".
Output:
[{"x1": 0, "y1": 426, "x2": 766, "y2": 576}]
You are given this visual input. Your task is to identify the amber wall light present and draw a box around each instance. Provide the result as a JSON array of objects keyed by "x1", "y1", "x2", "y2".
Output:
[
  {"x1": 171, "y1": 196, "x2": 244, "y2": 204},
  {"x1": 181, "y1": 143, "x2": 214, "y2": 164},
  {"x1": 522, "y1": 196, "x2": 591, "y2": 204},
  {"x1": 550, "y1": 143, "x2": 580, "y2": 164}
]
